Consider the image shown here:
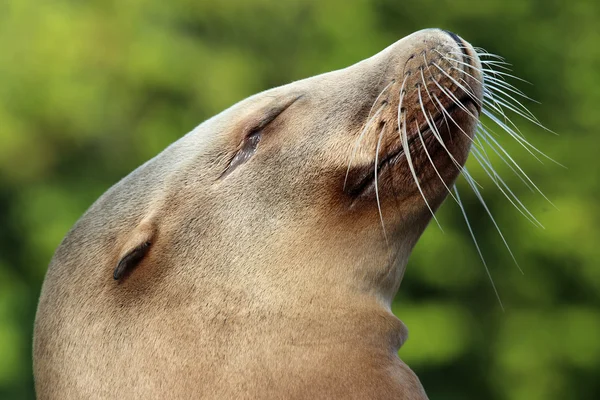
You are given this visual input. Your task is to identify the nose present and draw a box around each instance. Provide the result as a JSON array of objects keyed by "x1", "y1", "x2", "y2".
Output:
[
  {"x1": 442, "y1": 30, "x2": 465, "y2": 49},
  {"x1": 392, "y1": 28, "x2": 484, "y2": 134},
  {"x1": 441, "y1": 29, "x2": 470, "y2": 61}
]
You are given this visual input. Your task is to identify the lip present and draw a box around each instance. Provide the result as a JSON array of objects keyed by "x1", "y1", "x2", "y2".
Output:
[{"x1": 345, "y1": 95, "x2": 477, "y2": 200}]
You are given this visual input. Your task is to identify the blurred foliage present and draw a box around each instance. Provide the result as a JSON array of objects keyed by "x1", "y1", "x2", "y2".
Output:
[{"x1": 0, "y1": 0, "x2": 598, "y2": 399}]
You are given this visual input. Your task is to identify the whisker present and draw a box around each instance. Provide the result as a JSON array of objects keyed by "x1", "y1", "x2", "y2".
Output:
[
  {"x1": 432, "y1": 63, "x2": 480, "y2": 104},
  {"x1": 436, "y1": 46, "x2": 560, "y2": 305},
  {"x1": 344, "y1": 80, "x2": 395, "y2": 189},
  {"x1": 375, "y1": 124, "x2": 389, "y2": 244},
  {"x1": 441, "y1": 57, "x2": 537, "y2": 105},
  {"x1": 474, "y1": 126, "x2": 535, "y2": 192},
  {"x1": 473, "y1": 48, "x2": 507, "y2": 62},
  {"x1": 482, "y1": 80, "x2": 543, "y2": 122},
  {"x1": 482, "y1": 68, "x2": 532, "y2": 85},
  {"x1": 484, "y1": 91, "x2": 551, "y2": 133},
  {"x1": 431, "y1": 94, "x2": 484, "y2": 189},
  {"x1": 480, "y1": 93, "x2": 534, "y2": 140},
  {"x1": 434, "y1": 52, "x2": 560, "y2": 181},
  {"x1": 421, "y1": 91, "x2": 466, "y2": 174},
  {"x1": 462, "y1": 168, "x2": 523, "y2": 274},
  {"x1": 431, "y1": 78, "x2": 480, "y2": 122},
  {"x1": 432, "y1": 94, "x2": 475, "y2": 143},
  {"x1": 419, "y1": 59, "x2": 477, "y2": 179},
  {"x1": 397, "y1": 74, "x2": 442, "y2": 229},
  {"x1": 432, "y1": 73, "x2": 548, "y2": 178},
  {"x1": 483, "y1": 74, "x2": 539, "y2": 103},
  {"x1": 344, "y1": 106, "x2": 386, "y2": 189},
  {"x1": 368, "y1": 80, "x2": 395, "y2": 120},
  {"x1": 417, "y1": 82, "x2": 458, "y2": 202},
  {"x1": 400, "y1": 112, "x2": 443, "y2": 231},
  {"x1": 453, "y1": 185, "x2": 504, "y2": 310},
  {"x1": 480, "y1": 61, "x2": 513, "y2": 71},
  {"x1": 397, "y1": 76, "x2": 408, "y2": 135},
  {"x1": 446, "y1": 51, "x2": 513, "y2": 70},
  {"x1": 471, "y1": 147, "x2": 544, "y2": 228},
  {"x1": 397, "y1": 75, "x2": 440, "y2": 227},
  {"x1": 420, "y1": 55, "x2": 453, "y2": 135},
  {"x1": 482, "y1": 109, "x2": 564, "y2": 167},
  {"x1": 477, "y1": 124, "x2": 558, "y2": 209}
]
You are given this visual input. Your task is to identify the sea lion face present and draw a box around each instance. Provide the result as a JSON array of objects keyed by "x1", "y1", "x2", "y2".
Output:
[{"x1": 168, "y1": 29, "x2": 483, "y2": 298}]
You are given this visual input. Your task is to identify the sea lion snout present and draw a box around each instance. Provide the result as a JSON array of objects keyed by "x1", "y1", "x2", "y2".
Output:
[{"x1": 341, "y1": 29, "x2": 483, "y2": 213}]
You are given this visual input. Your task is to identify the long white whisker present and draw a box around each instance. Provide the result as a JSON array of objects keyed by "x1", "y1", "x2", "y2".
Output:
[
  {"x1": 397, "y1": 77, "x2": 407, "y2": 133},
  {"x1": 471, "y1": 147, "x2": 544, "y2": 228},
  {"x1": 430, "y1": 94, "x2": 484, "y2": 190},
  {"x1": 482, "y1": 109, "x2": 545, "y2": 163},
  {"x1": 474, "y1": 126, "x2": 534, "y2": 192},
  {"x1": 375, "y1": 124, "x2": 389, "y2": 244},
  {"x1": 446, "y1": 51, "x2": 513, "y2": 71},
  {"x1": 482, "y1": 68, "x2": 532, "y2": 85},
  {"x1": 344, "y1": 106, "x2": 385, "y2": 189},
  {"x1": 367, "y1": 80, "x2": 395, "y2": 120},
  {"x1": 397, "y1": 73, "x2": 439, "y2": 226},
  {"x1": 434, "y1": 77, "x2": 546, "y2": 179},
  {"x1": 477, "y1": 125, "x2": 558, "y2": 209},
  {"x1": 441, "y1": 58, "x2": 538, "y2": 107},
  {"x1": 482, "y1": 109, "x2": 564, "y2": 167},
  {"x1": 432, "y1": 64, "x2": 480, "y2": 105},
  {"x1": 343, "y1": 80, "x2": 395, "y2": 189},
  {"x1": 430, "y1": 75, "x2": 478, "y2": 119},
  {"x1": 483, "y1": 82, "x2": 542, "y2": 122},
  {"x1": 417, "y1": 82, "x2": 459, "y2": 202},
  {"x1": 480, "y1": 89, "x2": 522, "y2": 128},
  {"x1": 421, "y1": 54, "x2": 453, "y2": 134},
  {"x1": 473, "y1": 48, "x2": 507, "y2": 62},
  {"x1": 483, "y1": 74, "x2": 539, "y2": 103},
  {"x1": 480, "y1": 92, "x2": 536, "y2": 141},
  {"x1": 453, "y1": 185, "x2": 504, "y2": 310},
  {"x1": 432, "y1": 94, "x2": 475, "y2": 143},
  {"x1": 435, "y1": 46, "x2": 561, "y2": 305},
  {"x1": 484, "y1": 91, "x2": 552, "y2": 133},
  {"x1": 401, "y1": 115, "x2": 443, "y2": 231},
  {"x1": 462, "y1": 168, "x2": 523, "y2": 274}
]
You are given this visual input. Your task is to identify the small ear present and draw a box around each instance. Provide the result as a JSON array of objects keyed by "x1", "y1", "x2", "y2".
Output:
[{"x1": 113, "y1": 221, "x2": 156, "y2": 281}]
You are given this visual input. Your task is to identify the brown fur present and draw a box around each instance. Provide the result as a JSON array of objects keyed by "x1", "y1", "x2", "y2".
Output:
[{"x1": 34, "y1": 29, "x2": 483, "y2": 399}]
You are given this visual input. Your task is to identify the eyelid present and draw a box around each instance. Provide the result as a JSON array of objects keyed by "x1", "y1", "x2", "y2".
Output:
[
  {"x1": 243, "y1": 94, "x2": 304, "y2": 137},
  {"x1": 219, "y1": 94, "x2": 303, "y2": 179}
]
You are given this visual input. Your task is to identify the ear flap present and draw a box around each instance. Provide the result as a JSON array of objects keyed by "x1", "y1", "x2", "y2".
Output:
[{"x1": 113, "y1": 221, "x2": 156, "y2": 280}]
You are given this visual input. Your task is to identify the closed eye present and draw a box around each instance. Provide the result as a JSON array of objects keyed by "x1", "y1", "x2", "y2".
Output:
[{"x1": 219, "y1": 95, "x2": 303, "y2": 179}]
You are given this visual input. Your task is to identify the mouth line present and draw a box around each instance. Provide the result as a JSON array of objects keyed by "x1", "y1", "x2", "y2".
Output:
[{"x1": 346, "y1": 95, "x2": 477, "y2": 200}]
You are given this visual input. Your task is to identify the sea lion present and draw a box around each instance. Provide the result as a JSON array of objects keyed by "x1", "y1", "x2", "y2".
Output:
[{"x1": 33, "y1": 28, "x2": 483, "y2": 399}]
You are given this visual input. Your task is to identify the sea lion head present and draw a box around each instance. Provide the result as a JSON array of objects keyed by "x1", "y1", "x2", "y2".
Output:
[
  {"x1": 35, "y1": 29, "x2": 487, "y2": 314},
  {"x1": 105, "y1": 29, "x2": 484, "y2": 302},
  {"x1": 128, "y1": 28, "x2": 483, "y2": 301},
  {"x1": 35, "y1": 28, "x2": 486, "y2": 398}
]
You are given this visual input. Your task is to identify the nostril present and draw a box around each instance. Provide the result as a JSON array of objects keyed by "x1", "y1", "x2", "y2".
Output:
[
  {"x1": 441, "y1": 30, "x2": 464, "y2": 49},
  {"x1": 441, "y1": 29, "x2": 469, "y2": 64}
]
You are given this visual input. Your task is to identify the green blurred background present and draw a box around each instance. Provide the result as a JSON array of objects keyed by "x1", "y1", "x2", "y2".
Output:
[{"x1": 1, "y1": 0, "x2": 598, "y2": 399}]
